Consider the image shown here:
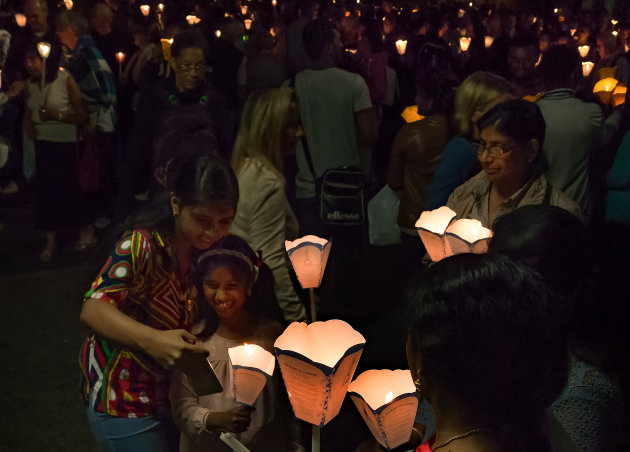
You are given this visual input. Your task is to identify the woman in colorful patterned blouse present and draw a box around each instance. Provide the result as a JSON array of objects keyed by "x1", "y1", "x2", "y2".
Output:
[{"x1": 79, "y1": 153, "x2": 239, "y2": 452}]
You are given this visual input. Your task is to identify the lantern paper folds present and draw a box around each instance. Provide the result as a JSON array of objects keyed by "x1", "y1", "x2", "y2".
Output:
[
  {"x1": 582, "y1": 61, "x2": 594, "y2": 77},
  {"x1": 401, "y1": 105, "x2": 424, "y2": 123},
  {"x1": 15, "y1": 13, "x2": 27, "y2": 27},
  {"x1": 37, "y1": 42, "x2": 51, "y2": 59},
  {"x1": 285, "y1": 236, "x2": 331, "y2": 289},
  {"x1": 415, "y1": 206, "x2": 456, "y2": 262},
  {"x1": 578, "y1": 45, "x2": 590, "y2": 58},
  {"x1": 160, "y1": 38, "x2": 173, "y2": 61},
  {"x1": 348, "y1": 370, "x2": 419, "y2": 451},
  {"x1": 593, "y1": 77, "x2": 619, "y2": 104},
  {"x1": 613, "y1": 84, "x2": 627, "y2": 107},
  {"x1": 459, "y1": 37, "x2": 471, "y2": 52},
  {"x1": 274, "y1": 320, "x2": 366, "y2": 427},
  {"x1": 228, "y1": 343, "x2": 275, "y2": 406},
  {"x1": 395, "y1": 40, "x2": 407, "y2": 55},
  {"x1": 445, "y1": 218, "x2": 492, "y2": 255}
]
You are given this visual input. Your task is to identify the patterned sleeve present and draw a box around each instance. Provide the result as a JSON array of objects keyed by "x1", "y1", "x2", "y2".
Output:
[{"x1": 83, "y1": 229, "x2": 152, "y2": 309}]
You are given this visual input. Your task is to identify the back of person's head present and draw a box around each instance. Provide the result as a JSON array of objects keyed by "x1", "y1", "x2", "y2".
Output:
[
  {"x1": 360, "y1": 21, "x2": 385, "y2": 53},
  {"x1": 477, "y1": 98, "x2": 546, "y2": 174},
  {"x1": 454, "y1": 71, "x2": 516, "y2": 138},
  {"x1": 415, "y1": 69, "x2": 459, "y2": 117},
  {"x1": 406, "y1": 253, "x2": 568, "y2": 451},
  {"x1": 91, "y1": 2, "x2": 114, "y2": 26},
  {"x1": 171, "y1": 27, "x2": 210, "y2": 60},
  {"x1": 597, "y1": 31, "x2": 618, "y2": 57},
  {"x1": 232, "y1": 88, "x2": 296, "y2": 175},
  {"x1": 539, "y1": 45, "x2": 580, "y2": 88},
  {"x1": 57, "y1": 10, "x2": 89, "y2": 36},
  {"x1": 303, "y1": 19, "x2": 337, "y2": 62}
]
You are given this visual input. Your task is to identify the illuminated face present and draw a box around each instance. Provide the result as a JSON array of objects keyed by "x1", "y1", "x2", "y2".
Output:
[
  {"x1": 172, "y1": 47, "x2": 206, "y2": 92},
  {"x1": 172, "y1": 198, "x2": 235, "y2": 250},
  {"x1": 508, "y1": 46, "x2": 538, "y2": 81},
  {"x1": 24, "y1": 1, "x2": 48, "y2": 34},
  {"x1": 477, "y1": 124, "x2": 536, "y2": 186},
  {"x1": 204, "y1": 266, "x2": 248, "y2": 319}
]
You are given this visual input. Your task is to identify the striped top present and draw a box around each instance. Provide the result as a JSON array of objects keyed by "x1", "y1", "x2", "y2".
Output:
[{"x1": 79, "y1": 228, "x2": 197, "y2": 418}]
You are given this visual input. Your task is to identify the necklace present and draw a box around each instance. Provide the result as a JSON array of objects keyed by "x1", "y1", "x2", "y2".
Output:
[{"x1": 432, "y1": 428, "x2": 483, "y2": 451}]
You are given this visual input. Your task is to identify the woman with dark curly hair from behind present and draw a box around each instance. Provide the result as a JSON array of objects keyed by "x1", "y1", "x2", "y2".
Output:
[{"x1": 405, "y1": 253, "x2": 569, "y2": 451}]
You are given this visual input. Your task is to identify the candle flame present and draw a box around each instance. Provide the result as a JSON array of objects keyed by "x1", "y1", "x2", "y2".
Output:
[
  {"x1": 158, "y1": 3, "x2": 164, "y2": 12},
  {"x1": 116, "y1": 52, "x2": 125, "y2": 63},
  {"x1": 244, "y1": 343, "x2": 254, "y2": 357},
  {"x1": 385, "y1": 391, "x2": 394, "y2": 403},
  {"x1": 140, "y1": 4, "x2": 150, "y2": 16}
]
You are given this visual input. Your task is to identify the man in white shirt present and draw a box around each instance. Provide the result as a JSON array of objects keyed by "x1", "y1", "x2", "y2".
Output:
[{"x1": 288, "y1": 19, "x2": 378, "y2": 316}]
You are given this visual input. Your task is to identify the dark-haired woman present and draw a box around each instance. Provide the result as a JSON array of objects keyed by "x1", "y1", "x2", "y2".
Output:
[
  {"x1": 406, "y1": 253, "x2": 569, "y2": 451},
  {"x1": 79, "y1": 154, "x2": 239, "y2": 452},
  {"x1": 23, "y1": 41, "x2": 88, "y2": 262},
  {"x1": 170, "y1": 235, "x2": 302, "y2": 452},
  {"x1": 446, "y1": 99, "x2": 582, "y2": 227}
]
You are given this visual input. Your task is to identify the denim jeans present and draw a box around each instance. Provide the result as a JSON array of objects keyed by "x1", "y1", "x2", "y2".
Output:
[{"x1": 86, "y1": 406, "x2": 171, "y2": 452}]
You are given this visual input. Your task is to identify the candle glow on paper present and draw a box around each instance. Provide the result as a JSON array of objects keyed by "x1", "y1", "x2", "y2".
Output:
[
  {"x1": 140, "y1": 4, "x2": 150, "y2": 16},
  {"x1": 578, "y1": 45, "x2": 590, "y2": 58},
  {"x1": 415, "y1": 206, "x2": 457, "y2": 262},
  {"x1": 395, "y1": 39, "x2": 407, "y2": 55},
  {"x1": 228, "y1": 343, "x2": 275, "y2": 406},
  {"x1": 459, "y1": 36, "x2": 471, "y2": 52},
  {"x1": 15, "y1": 13, "x2": 27, "y2": 27},
  {"x1": 445, "y1": 218, "x2": 493, "y2": 255},
  {"x1": 582, "y1": 61, "x2": 594, "y2": 77}
]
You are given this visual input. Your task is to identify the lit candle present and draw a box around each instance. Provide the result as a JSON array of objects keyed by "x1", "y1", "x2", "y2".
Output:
[
  {"x1": 228, "y1": 343, "x2": 275, "y2": 406},
  {"x1": 241, "y1": 4, "x2": 248, "y2": 15},
  {"x1": 612, "y1": 19, "x2": 619, "y2": 26},
  {"x1": 554, "y1": 7, "x2": 559, "y2": 13},
  {"x1": 593, "y1": 77, "x2": 619, "y2": 104},
  {"x1": 570, "y1": 28, "x2": 576, "y2": 36},
  {"x1": 348, "y1": 369, "x2": 419, "y2": 450},
  {"x1": 578, "y1": 45, "x2": 590, "y2": 58},
  {"x1": 186, "y1": 14, "x2": 201, "y2": 25},
  {"x1": 612, "y1": 84, "x2": 627, "y2": 107},
  {"x1": 582, "y1": 61, "x2": 594, "y2": 77},
  {"x1": 64, "y1": 0, "x2": 73, "y2": 9},
  {"x1": 444, "y1": 219, "x2": 493, "y2": 255},
  {"x1": 215, "y1": 29, "x2": 222, "y2": 38},
  {"x1": 158, "y1": 3, "x2": 164, "y2": 12},
  {"x1": 37, "y1": 42, "x2": 51, "y2": 95},
  {"x1": 395, "y1": 39, "x2": 407, "y2": 55},
  {"x1": 270, "y1": 27, "x2": 276, "y2": 37},
  {"x1": 459, "y1": 36, "x2": 471, "y2": 52},
  {"x1": 469, "y1": 1, "x2": 473, "y2": 6},
  {"x1": 115, "y1": 52, "x2": 125, "y2": 77},
  {"x1": 485, "y1": 35, "x2": 494, "y2": 48},
  {"x1": 140, "y1": 4, "x2": 150, "y2": 16},
  {"x1": 244, "y1": 19, "x2": 252, "y2": 30},
  {"x1": 613, "y1": 30, "x2": 619, "y2": 37},
  {"x1": 272, "y1": 0, "x2": 277, "y2": 9},
  {"x1": 415, "y1": 206, "x2": 457, "y2": 262},
  {"x1": 15, "y1": 13, "x2": 26, "y2": 27}
]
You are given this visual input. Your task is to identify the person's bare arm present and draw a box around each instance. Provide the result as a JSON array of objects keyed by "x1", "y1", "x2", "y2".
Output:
[
  {"x1": 39, "y1": 74, "x2": 88, "y2": 125},
  {"x1": 80, "y1": 298, "x2": 207, "y2": 369}
]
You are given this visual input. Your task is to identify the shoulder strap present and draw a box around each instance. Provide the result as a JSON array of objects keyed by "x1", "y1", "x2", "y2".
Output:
[{"x1": 289, "y1": 74, "x2": 317, "y2": 182}]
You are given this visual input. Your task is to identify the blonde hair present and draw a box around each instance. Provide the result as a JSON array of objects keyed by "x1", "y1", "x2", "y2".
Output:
[
  {"x1": 231, "y1": 88, "x2": 295, "y2": 180},
  {"x1": 454, "y1": 71, "x2": 516, "y2": 139}
]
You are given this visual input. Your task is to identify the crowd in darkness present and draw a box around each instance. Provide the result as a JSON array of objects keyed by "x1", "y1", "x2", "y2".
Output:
[{"x1": 1, "y1": 0, "x2": 629, "y2": 451}]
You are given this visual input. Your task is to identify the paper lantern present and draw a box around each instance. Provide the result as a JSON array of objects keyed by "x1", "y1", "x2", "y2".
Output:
[
  {"x1": 598, "y1": 66, "x2": 617, "y2": 80},
  {"x1": 485, "y1": 36, "x2": 494, "y2": 48},
  {"x1": 395, "y1": 40, "x2": 407, "y2": 55},
  {"x1": 241, "y1": 4, "x2": 248, "y2": 15},
  {"x1": 401, "y1": 105, "x2": 424, "y2": 123},
  {"x1": 348, "y1": 370, "x2": 419, "y2": 451},
  {"x1": 613, "y1": 84, "x2": 627, "y2": 107},
  {"x1": 160, "y1": 38, "x2": 173, "y2": 60},
  {"x1": 570, "y1": 28, "x2": 576, "y2": 36},
  {"x1": 274, "y1": 320, "x2": 366, "y2": 427},
  {"x1": 415, "y1": 206, "x2": 457, "y2": 262},
  {"x1": 593, "y1": 77, "x2": 618, "y2": 104},
  {"x1": 272, "y1": 0, "x2": 277, "y2": 7},
  {"x1": 553, "y1": 7, "x2": 559, "y2": 13},
  {"x1": 582, "y1": 61, "x2": 594, "y2": 77},
  {"x1": 459, "y1": 37, "x2": 471, "y2": 52},
  {"x1": 578, "y1": 45, "x2": 590, "y2": 58},
  {"x1": 285, "y1": 236, "x2": 331, "y2": 290},
  {"x1": 15, "y1": 13, "x2": 26, "y2": 27},
  {"x1": 613, "y1": 30, "x2": 619, "y2": 37},
  {"x1": 215, "y1": 30, "x2": 222, "y2": 38},
  {"x1": 612, "y1": 19, "x2": 619, "y2": 26},
  {"x1": 228, "y1": 343, "x2": 275, "y2": 406},
  {"x1": 244, "y1": 19, "x2": 253, "y2": 30},
  {"x1": 186, "y1": 14, "x2": 201, "y2": 25},
  {"x1": 140, "y1": 4, "x2": 150, "y2": 16},
  {"x1": 64, "y1": 0, "x2": 73, "y2": 9},
  {"x1": 445, "y1": 219, "x2": 492, "y2": 255},
  {"x1": 37, "y1": 42, "x2": 51, "y2": 59}
]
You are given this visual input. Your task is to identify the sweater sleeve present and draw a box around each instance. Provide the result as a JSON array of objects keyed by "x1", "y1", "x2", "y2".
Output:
[
  {"x1": 249, "y1": 177, "x2": 307, "y2": 322},
  {"x1": 170, "y1": 366, "x2": 213, "y2": 436}
]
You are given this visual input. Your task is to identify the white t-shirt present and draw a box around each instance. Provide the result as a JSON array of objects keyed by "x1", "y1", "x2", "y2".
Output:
[{"x1": 289, "y1": 67, "x2": 373, "y2": 199}]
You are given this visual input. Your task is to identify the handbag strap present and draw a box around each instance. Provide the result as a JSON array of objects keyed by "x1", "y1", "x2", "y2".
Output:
[{"x1": 289, "y1": 76, "x2": 317, "y2": 183}]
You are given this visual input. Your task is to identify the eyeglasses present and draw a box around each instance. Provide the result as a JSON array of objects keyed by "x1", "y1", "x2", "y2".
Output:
[
  {"x1": 472, "y1": 141, "x2": 515, "y2": 159},
  {"x1": 177, "y1": 63, "x2": 212, "y2": 73}
]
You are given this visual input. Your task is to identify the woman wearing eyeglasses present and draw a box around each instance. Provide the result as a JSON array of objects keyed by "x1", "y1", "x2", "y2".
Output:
[{"x1": 446, "y1": 99, "x2": 582, "y2": 228}]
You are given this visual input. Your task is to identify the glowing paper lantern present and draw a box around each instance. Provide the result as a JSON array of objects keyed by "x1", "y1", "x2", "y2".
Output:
[
  {"x1": 612, "y1": 84, "x2": 627, "y2": 107},
  {"x1": 348, "y1": 370, "x2": 419, "y2": 451},
  {"x1": 553, "y1": 7, "x2": 559, "y2": 13},
  {"x1": 244, "y1": 19, "x2": 252, "y2": 30},
  {"x1": 64, "y1": 0, "x2": 73, "y2": 9},
  {"x1": 158, "y1": 3, "x2": 165, "y2": 12},
  {"x1": 459, "y1": 37, "x2": 471, "y2": 52},
  {"x1": 228, "y1": 343, "x2": 275, "y2": 406},
  {"x1": 140, "y1": 4, "x2": 150, "y2": 16},
  {"x1": 401, "y1": 105, "x2": 424, "y2": 123},
  {"x1": 415, "y1": 206, "x2": 457, "y2": 262},
  {"x1": 613, "y1": 30, "x2": 619, "y2": 37},
  {"x1": 215, "y1": 30, "x2": 222, "y2": 38},
  {"x1": 445, "y1": 219, "x2": 493, "y2": 255},
  {"x1": 186, "y1": 14, "x2": 201, "y2": 25},
  {"x1": 160, "y1": 38, "x2": 173, "y2": 60},
  {"x1": 395, "y1": 39, "x2": 407, "y2": 55},
  {"x1": 570, "y1": 28, "x2": 576, "y2": 36},
  {"x1": 578, "y1": 45, "x2": 590, "y2": 58},
  {"x1": 241, "y1": 4, "x2": 248, "y2": 15},
  {"x1": 15, "y1": 13, "x2": 26, "y2": 27},
  {"x1": 274, "y1": 320, "x2": 366, "y2": 427},
  {"x1": 37, "y1": 42, "x2": 51, "y2": 93},
  {"x1": 485, "y1": 36, "x2": 494, "y2": 48},
  {"x1": 582, "y1": 61, "x2": 594, "y2": 77},
  {"x1": 272, "y1": 0, "x2": 277, "y2": 7},
  {"x1": 612, "y1": 19, "x2": 619, "y2": 26},
  {"x1": 285, "y1": 236, "x2": 331, "y2": 322},
  {"x1": 593, "y1": 77, "x2": 619, "y2": 104}
]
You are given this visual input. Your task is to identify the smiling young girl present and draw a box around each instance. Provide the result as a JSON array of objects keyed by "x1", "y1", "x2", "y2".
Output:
[
  {"x1": 79, "y1": 153, "x2": 239, "y2": 452},
  {"x1": 170, "y1": 235, "x2": 303, "y2": 452}
]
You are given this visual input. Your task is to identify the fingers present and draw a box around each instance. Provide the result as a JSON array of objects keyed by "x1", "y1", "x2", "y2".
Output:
[
  {"x1": 183, "y1": 342, "x2": 209, "y2": 356},
  {"x1": 180, "y1": 330, "x2": 197, "y2": 344}
]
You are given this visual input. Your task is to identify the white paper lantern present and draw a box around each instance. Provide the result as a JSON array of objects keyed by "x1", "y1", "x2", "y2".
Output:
[
  {"x1": 445, "y1": 218, "x2": 492, "y2": 255},
  {"x1": 415, "y1": 206, "x2": 457, "y2": 262},
  {"x1": 228, "y1": 343, "x2": 275, "y2": 406}
]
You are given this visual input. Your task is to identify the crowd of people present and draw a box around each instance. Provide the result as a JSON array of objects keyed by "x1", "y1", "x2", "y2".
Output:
[{"x1": 1, "y1": 0, "x2": 629, "y2": 450}]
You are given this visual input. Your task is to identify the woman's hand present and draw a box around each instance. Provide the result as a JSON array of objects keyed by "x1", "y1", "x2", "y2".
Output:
[
  {"x1": 142, "y1": 328, "x2": 208, "y2": 369},
  {"x1": 206, "y1": 406, "x2": 255, "y2": 433}
]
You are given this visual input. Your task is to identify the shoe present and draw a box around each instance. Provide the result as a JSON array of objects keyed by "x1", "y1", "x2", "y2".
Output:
[
  {"x1": 93, "y1": 215, "x2": 111, "y2": 229},
  {"x1": 1, "y1": 180, "x2": 19, "y2": 195}
]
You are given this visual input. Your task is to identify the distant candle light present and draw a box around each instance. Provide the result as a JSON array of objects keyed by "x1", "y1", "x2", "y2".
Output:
[
  {"x1": 15, "y1": 13, "x2": 27, "y2": 27},
  {"x1": 140, "y1": 4, "x2": 150, "y2": 16}
]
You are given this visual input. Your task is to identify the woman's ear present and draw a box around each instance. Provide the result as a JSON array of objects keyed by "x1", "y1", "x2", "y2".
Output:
[
  {"x1": 170, "y1": 193, "x2": 180, "y2": 216},
  {"x1": 528, "y1": 138, "x2": 540, "y2": 163}
]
